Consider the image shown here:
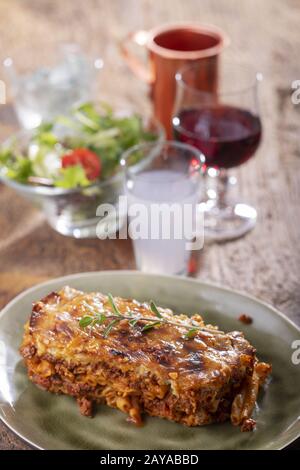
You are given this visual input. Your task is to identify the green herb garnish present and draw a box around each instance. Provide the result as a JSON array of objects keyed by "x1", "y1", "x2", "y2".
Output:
[
  {"x1": 103, "y1": 319, "x2": 120, "y2": 338},
  {"x1": 107, "y1": 293, "x2": 122, "y2": 316},
  {"x1": 150, "y1": 301, "x2": 163, "y2": 318},
  {"x1": 79, "y1": 316, "x2": 94, "y2": 328},
  {"x1": 184, "y1": 328, "x2": 199, "y2": 339},
  {"x1": 92, "y1": 313, "x2": 107, "y2": 326},
  {"x1": 141, "y1": 321, "x2": 162, "y2": 332},
  {"x1": 78, "y1": 294, "x2": 224, "y2": 340}
]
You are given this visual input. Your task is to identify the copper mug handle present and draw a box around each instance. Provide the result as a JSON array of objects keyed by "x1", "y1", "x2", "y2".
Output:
[{"x1": 120, "y1": 30, "x2": 154, "y2": 85}]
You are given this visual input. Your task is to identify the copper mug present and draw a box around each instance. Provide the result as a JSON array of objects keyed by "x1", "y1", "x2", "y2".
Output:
[{"x1": 121, "y1": 22, "x2": 229, "y2": 137}]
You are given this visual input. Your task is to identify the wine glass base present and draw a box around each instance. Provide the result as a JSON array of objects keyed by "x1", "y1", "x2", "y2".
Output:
[{"x1": 200, "y1": 202, "x2": 257, "y2": 242}]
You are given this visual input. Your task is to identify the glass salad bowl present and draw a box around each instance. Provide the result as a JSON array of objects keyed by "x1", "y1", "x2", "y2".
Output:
[{"x1": 0, "y1": 110, "x2": 164, "y2": 238}]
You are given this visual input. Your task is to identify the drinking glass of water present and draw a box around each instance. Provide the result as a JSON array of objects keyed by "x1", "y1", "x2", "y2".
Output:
[
  {"x1": 121, "y1": 141, "x2": 205, "y2": 276},
  {"x1": 3, "y1": 44, "x2": 103, "y2": 129}
]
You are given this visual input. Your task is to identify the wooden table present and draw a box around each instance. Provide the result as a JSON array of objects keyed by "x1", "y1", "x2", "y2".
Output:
[{"x1": 0, "y1": 0, "x2": 299, "y2": 450}]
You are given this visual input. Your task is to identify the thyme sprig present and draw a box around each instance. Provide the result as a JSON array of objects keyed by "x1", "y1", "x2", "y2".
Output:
[
  {"x1": 103, "y1": 319, "x2": 119, "y2": 338},
  {"x1": 150, "y1": 301, "x2": 163, "y2": 318},
  {"x1": 78, "y1": 294, "x2": 224, "y2": 339},
  {"x1": 107, "y1": 293, "x2": 122, "y2": 317}
]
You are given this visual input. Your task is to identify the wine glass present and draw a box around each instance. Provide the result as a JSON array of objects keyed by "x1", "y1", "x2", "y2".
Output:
[{"x1": 173, "y1": 61, "x2": 262, "y2": 241}]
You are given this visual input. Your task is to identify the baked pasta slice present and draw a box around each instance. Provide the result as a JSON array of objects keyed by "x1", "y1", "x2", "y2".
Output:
[{"x1": 20, "y1": 286, "x2": 271, "y2": 431}]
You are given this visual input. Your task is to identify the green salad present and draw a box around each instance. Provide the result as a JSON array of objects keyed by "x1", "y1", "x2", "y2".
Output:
[{"x1": 0, "y1": 102, "x2": 158, "y2": 189}]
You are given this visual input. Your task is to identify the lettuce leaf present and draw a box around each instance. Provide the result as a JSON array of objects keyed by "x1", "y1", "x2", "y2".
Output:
[
  {"x1": 55, "y1": 165, "x2": 90, "y2": 189},
  {"x1": 0, "y1": 149, "x2": 33, "y2": 183}
]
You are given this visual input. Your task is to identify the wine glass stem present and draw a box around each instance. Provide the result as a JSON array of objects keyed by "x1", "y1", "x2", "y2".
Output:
[{"x1": 217, "y1": 169, "x2": 229, "y2": 209}]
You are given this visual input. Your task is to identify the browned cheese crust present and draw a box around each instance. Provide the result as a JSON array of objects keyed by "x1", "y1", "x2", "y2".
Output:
[{"x1": 20, "y1": 287, "x2": 271, "y2": 430}]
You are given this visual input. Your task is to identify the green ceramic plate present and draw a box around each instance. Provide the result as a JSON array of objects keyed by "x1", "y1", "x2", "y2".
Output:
[{"x1": 0, "y1": 271, "x2": 299, "y2": 450}]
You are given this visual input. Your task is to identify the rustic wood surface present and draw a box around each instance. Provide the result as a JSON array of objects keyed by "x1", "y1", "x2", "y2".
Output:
[{"x1": 0, "y1": 0, "x2": 299, "y2": 450}]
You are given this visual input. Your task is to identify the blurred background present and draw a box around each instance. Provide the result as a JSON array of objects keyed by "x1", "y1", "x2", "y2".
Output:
[
  {"x1": 0, "y1": 0, "x2": 299, "y2": 124},
  {"x1": 0, "y1": 0, "x2": 299, "y2": 319}
]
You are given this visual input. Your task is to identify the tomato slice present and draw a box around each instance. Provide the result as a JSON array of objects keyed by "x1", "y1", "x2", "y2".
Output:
[{"x1": 61, "y1": 148, "x2": 101, "y2": 180}]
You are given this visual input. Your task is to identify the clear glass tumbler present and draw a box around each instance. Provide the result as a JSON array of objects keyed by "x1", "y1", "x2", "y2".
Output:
[
  {"x1": 3, "y1": 44, "x2": 103, "y2": 129},
  {"x1": 121, "y1": 141, "x2": 205, "y2": 275}
]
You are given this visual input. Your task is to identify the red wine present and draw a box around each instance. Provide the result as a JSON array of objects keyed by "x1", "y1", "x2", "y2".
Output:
[{"x1": 173, "y1": 106, "x2": 262, "y2": 169}]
